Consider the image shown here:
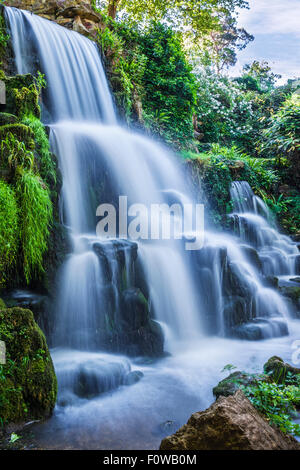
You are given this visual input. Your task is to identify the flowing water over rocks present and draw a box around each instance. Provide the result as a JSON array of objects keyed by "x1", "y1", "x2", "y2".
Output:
[{"x1": 4, "y1": 6, "x2": 300, "y2": 449}]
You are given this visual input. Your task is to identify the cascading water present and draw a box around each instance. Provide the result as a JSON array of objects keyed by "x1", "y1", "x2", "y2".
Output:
[
  {"x1": 230, "y1": 181, "x2": 299, "y2": 277},
  {"x1": 4, "y1": 6, "x2": 300, "y2": 450}
]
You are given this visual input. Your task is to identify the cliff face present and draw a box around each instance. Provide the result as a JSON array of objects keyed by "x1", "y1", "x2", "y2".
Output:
[{"x1": 3, "y1": 0, "x2": 103, "y2": 36}]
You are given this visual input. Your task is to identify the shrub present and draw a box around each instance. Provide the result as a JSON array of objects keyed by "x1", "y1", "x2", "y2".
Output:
[
  {"x1": 0, "y1": 180, "x2": 18, "y2": 287},
  {"x1": 22, "y1": 114, "x2": 56, "y2": 186},
  {"x1": 15, "y1": 170, "x2": 52, "y2": 283}
]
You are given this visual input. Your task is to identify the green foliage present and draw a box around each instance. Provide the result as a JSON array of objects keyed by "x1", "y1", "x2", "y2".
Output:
[
  {"x1": 259, "y1": 190, "x2": 300, "y2": 234},
  {"x1": 242, "y1": 381, "x2": 300, "y2": 437},
  {"x1": 22, "y1": 114, "x2": 56, "y2": 186},
  {"x1": 140, "y1": 23, "x2": 196, "y2": 147},
  {"x1": 194, "y1": 69, "x2": 254, "y2": 147},
  {"x1": 236, "y1": 61, "x2": 281, "y2": 94},
  {"x1": 185, "y1": 148, "x2": 233, "y2": 227},
  {"x1": 16, "y1": 170, "x2": 52, "y2": 284},
  {"x1": 0, "y1": 180, "x2": 18, "y2": 287},
  {"x1": 0, "y1": 12, "x2": 9, "y2": 61},
  {"x1": 97, "y1": 26, "x2": 147, "y2": 119},
  {"x1": 100, "y1": 0, "x2": 249, "y2": 39},
  {"x1": 260, "y1": 93, "x2": 300, "y2": 161},
  {"x1": 97, "y1": 20, "x2": 196, "y2": 147},
  {"x1": 0, "y1": 132, "x2": 34, "y2": 171}
]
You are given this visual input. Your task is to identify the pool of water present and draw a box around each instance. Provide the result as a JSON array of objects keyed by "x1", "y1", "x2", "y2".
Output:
[{"x1": 24, "y1": 320, "x2": 300, "y2": 450}]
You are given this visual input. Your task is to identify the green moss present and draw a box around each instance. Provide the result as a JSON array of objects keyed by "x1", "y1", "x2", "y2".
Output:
[
  {"x1": 0, "y1": 123, "x2": 35, "y2": 149},
  {"x1": 0, "y1": 298, "x2": 5, "y2": 309},
  {"x1": 0, "y1": 307, "x2": 57, "y2": 426},
  {"x1": 185, "y1": 155, "x2": 233, "y2": 228},
  {"x1": 0, "y1": 180, "x2": 18, "y2": 287},
  {"x1": 16, "y1": 170, "x2": 53, "y2": 284},
  {"x1": 0, "y1": 113, "x2": 18, "y2": 126},
  {"x1": 22, "y1": 115, "x2": 57, "y2": 187},
  {"x1": 4, "y1": 74, "x2": 40, "y2": 118}
]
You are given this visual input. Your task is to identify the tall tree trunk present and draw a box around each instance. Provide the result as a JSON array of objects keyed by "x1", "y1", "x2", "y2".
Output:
[{"x1": 108, "y1": 0, "x2": 120, "y2": 19}]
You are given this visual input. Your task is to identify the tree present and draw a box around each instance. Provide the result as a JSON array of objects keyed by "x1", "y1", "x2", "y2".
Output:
[
  {"x1": 260, "y1": 94, "x2": 300, "y2": 186},
  {"x1": 205, "y1": 14, "x2": 254, "y2": 73},
  {"x1": 236, "y1": 61, "x2": 281, "y2": 93},
  {"x1": 95, "y1": 0, "x2": 249, "y2": 37}
]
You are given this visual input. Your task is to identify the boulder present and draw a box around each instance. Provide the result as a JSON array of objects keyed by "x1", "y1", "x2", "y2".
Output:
[
  {"x1": 124, "y1": 370, "x2": 144, "y2": 386},
  {"x1": 264, "y1": 356, "x2": 300, "y2": 384},
  {"x1": 0, "y1": 307, "x2": 57, "y2": 426},
  {"x1": 4, "y1": 1, "x2": 102, "y2": 37},
  {"x1": 213, "y1": 371, "x2": 268, "y2": 399},
  {"x1": 160, "y1": 391, "x2": 300, "y2": 450}
]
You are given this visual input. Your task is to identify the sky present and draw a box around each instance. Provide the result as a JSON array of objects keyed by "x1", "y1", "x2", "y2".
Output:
[{"x1": 230, "y1": 0, "x2": 300, "y2": 85}]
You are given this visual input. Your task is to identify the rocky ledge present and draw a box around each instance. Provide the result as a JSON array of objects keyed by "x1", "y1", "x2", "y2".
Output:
[{"x1": 4, "y1": 0, "x2": 102, "y2": 37}]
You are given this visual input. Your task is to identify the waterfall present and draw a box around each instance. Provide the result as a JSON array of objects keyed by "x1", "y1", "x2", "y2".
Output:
[
  {"x1": 5, "y1": 6, "x2": 204, "y2": 356},
  {"x1": 4, "y1": 6, "x2": 298, "y2": 406},
  {"x1": 230, "y1": 181, "x2": 298, "y2": 276}
]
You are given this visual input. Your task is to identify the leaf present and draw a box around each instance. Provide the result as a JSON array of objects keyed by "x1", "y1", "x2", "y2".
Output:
[{"x1": 10, "y1": 433, "x2": 20, "y2": 443}]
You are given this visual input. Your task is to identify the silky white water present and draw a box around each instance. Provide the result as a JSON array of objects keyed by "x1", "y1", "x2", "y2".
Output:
[{"x1": 5, "y1": 7, "x2": 300, "y2": 449}]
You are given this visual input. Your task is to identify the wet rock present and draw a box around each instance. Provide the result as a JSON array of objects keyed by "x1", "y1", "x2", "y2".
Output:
[
  {"x1": 213, "y1": 371, "x2": 268, "y2": 399},
  {"x1": 229, "y1": 317, "x2": 288, "y2": 340},
  {"x1": 223, "y1": 296, "x2": 252, "y2": 328},
  {"x1": 160, "y1": 391, "x2": 300, "y2": 450},
  {"x1": 279, "y1": 285, "x2": 300, "y2": 314},
  {"x1": 72, "y1": 361, "x2": 130, "y2": 398},
  {"x1": 240, "y1": 244, "x2": 262, "y2": 273},
  {"x1": 124, "y1": 370, "x2": 144, "y2": 386},
  {"x1": 265, "y1": 276, "x2": 279, "y2": 288},
  {"x1": 264, "y1": 356, "x2": 300, "y2": 384}
]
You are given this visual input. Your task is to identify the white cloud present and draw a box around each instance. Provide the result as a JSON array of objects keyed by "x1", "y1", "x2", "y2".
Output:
[
  {"x1": 238, "y1": 0, "x2": 300, "y2": 36},
  {"x1": 229, "y1": 0, "x2": 300, "y2": 84}
]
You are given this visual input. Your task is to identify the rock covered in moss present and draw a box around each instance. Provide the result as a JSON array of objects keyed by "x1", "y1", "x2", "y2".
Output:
[
  {"x1": 213, "y1": 371, "x2": 268, "y2": 399},
  {"x1": 0, "y1": 112, "x2": 18, "y2": 125},
  {"x1": 2, "y1": 73, "x2": 40, "y2": 118},
  {"x1": 264, "y1": 356, "x2": 300, "y2": 384},
  {"x1": 0, "y1": 298, "x2": 5, "y2": 308},
  {"x1": 160, "y1": 391, "x2": 300, "y2": 450},
  {"x1": 0, "y1": 307, "x2": 57, "y2": 426}
]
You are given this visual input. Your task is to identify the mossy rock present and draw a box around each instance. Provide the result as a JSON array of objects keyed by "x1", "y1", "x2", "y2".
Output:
[
  {"x1": 264, "y1": 356, "x2": 300, "y2": 384},
  {"x1": 0, "y1": 298, "x2": 5, "y2": 309},
  {"x1": 0, "y1": 112, "x2": 18, "y2": 126},
  {"x1": 3, "y1": 74, "x2": 40, "y2": 118},
  {"x1": 0, "y1": 307, "x2": 57, "y2": 426},
  {"x1": 213, "y1": 371, "x2": 268, "y2": 399},
  {"x1": 0, "y1": 123, "x2": 35, "y2": 149}
]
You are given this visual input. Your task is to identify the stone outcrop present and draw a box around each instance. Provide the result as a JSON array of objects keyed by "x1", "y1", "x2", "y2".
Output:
[
  {"x1": 0, "y1": 307, "x2": 57, "y2": 426},
  {"x1": 4, "y1": 0, "x2": 102, "y2": 37},
  {"x1": 264, "y1": 356, "x2": 300, "y2": 384},
  {"x1": 160, "y1": 391, "x2": 300, "y2": 450},
  {"x1": 213, "y1": 371, "x2": 268, "y2": 399}
]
